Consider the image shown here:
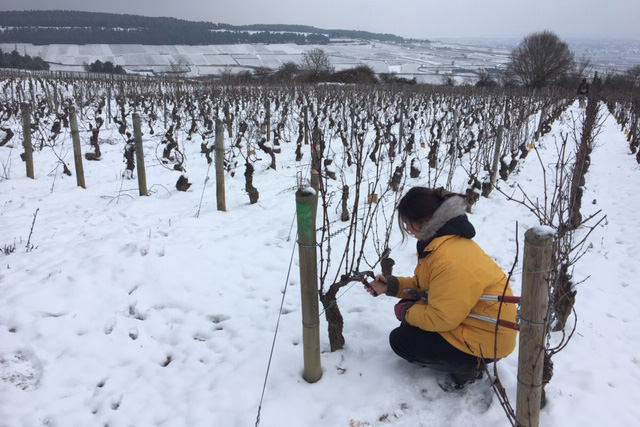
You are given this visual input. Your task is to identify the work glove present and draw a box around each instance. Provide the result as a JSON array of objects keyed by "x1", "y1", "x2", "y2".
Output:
[
  {"x1": 383, "y1": 275, "x2": 399, "y2": 296},
  {"x1": 394, "y1": 300, "x2": 416, "y2": 322}
]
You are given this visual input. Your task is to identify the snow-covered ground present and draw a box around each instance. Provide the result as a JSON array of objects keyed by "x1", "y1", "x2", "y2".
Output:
[
  {"x1": 5, "y1": 37, "x2": 639, "y2": 83},
  {"x1": 0, "y1": 97, "x2": 639, "y2": 426},
  {"x1": 2, "y1": 40, "x2": 511, "y2": 83}
]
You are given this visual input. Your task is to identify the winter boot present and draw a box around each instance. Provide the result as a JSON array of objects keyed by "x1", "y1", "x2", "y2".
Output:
[
  {"x1": 449, "y1": 364, "x2": 483, "y2": 389},
  {"x1": 412, "y1": 358, "x2": 452, "y2": 373}
]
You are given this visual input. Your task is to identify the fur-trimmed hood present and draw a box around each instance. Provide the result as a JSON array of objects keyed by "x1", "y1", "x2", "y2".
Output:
[{"x1": 418, "y1": 195, "x2": 474, "y2": 243}]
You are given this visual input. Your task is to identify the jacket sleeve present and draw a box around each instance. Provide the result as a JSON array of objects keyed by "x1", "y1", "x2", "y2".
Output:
[
  {"x1": 385, "y1": 274, "x2": 419, "y2": 298},
  {"x1": 404, "y1": 260, "x2": 485, "y2": 331}
]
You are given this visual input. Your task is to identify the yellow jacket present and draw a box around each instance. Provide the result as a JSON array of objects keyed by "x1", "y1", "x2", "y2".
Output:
[{"x1": 392, "y1": 234, "x2": 518, "y2": 359}]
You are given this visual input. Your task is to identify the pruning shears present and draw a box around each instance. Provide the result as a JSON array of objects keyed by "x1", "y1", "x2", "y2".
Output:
[{"x1": 346, "y1": 270, "x2": 378, "y2": 296}]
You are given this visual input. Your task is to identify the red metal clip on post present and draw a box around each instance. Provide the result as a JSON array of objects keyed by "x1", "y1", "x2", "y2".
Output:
[{"x1": 479, "y1": 295, "x2": 521, "y2": 304}]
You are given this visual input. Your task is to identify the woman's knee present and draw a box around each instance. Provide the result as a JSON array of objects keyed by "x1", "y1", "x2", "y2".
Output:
[{"x1": 388, "y1": 326, "x2": 410, "y2": 359}]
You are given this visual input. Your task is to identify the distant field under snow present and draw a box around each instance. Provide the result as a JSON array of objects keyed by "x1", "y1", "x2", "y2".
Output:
[
  {"x1": 2, "y1": 37, "x2": 638, "y2": 82},
  {"x1": 0, "y1": 40, "x2": 511, "y2": 83}
]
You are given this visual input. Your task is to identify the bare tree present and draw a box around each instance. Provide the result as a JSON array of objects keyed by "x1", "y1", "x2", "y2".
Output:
[
  {"x1": 168, "y1": 57, "x2": 190, "y2": 74},
  {"x1": 475, "y1": 69, "x2": 499, "y2": 88},
  {"x1": 574, "y1": 57, "x2": 592, "y2": 79},
  {"x1": 220, "y1": 67, "x2": 234, "y2": 84},
  {"x1": 508, "y1": 31, "x2": 574, "y2": 88},
  {"x1": 271, "y1": 61, "x2": 300, "y2": 82},
  {"x1": 252, "y1": 66, "x2": 272, "y2": 81},
  {"x1": 441, "y1": 74, "x2": 456, "y2": 87},
  {"x1": 301, "y1": 48, "x2": 334, "y2": 74},
  {"x1": 626, "y1": 64, "x2": 640, "y2": 87}
]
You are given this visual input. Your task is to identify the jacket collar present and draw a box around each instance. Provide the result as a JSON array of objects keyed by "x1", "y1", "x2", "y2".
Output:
[
  {"x1": 418, "y1": 195, "x2": 469, "y2": 241},
  {"x1": 416, "y1": 195, "x2": 476, "y2": 256}
]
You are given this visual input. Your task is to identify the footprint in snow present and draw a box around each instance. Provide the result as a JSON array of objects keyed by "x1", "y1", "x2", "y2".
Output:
[
  {"x1": 104, "y1": 317, "x2": 117, "y2": 335},
  {"x1": 207, "y1": 314, "x2": 230, "y2": 324},
  {"x1": 193, "y1": 333, "x2": 210, "y2": 342},
  {"x1": 0, "y1": 348, "x2": 43, "y2": 391},
  {"x1": 128, "y1": 328, "x2": 138, "y2": 340},
  {"x1": 111, "y1": 394, "x2": 123, "y2": 410},
  {"x1": 156, "y1": 245, "x2": 166, "y2": 257},
  {"x1": 139, "y1": 244, "x2": 149, "y2": 256},
  {"x1": 119, "y1": 242, "x2": 138, "y2": 255},
  {"x1": 127, "y1": 304, "x2": 147, "y2": 321}
]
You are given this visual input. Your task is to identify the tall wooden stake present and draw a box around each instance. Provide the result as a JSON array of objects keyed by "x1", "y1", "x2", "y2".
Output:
[
  {"x1": 398, "y1": 93, "x2": 405, "y2": 154},
  {"x1": 296, "y1": 188, "x2": 322, "y2": 383},
  {"x1": 163, "y1": 92, "x2": 167, "y2": 130},
  {"x1": 79, "y1": 87, "x2": 84, "y2": 120},
  {"x1": 107, "y1": 86, "x2": 112, "y2": 124},
  {"x1": 215, "y1": 119, "x2": 226, "y2": 211},
  {"x1": 20, "y1": 103, "x2": 34, "y2": 179},
  {"x1": 69, "y1": 107, "x2": 86, "y2": 188},
  {"x1": 303, "y1": 105, "x2": 309, "y2": 145},
  {"x1": 516, "y1": 226, "x2": 553, "y2": 427},
  {"x1": 132, "y1": 113, "x2": 148, "y2": 196},
  {"x1": 265, "y1": 93, "x2": 271, "y2": 142},
  {"x1": 490, "y1": 125, "x2": 504, "y2": 187},
  {"x1": 535, "y1": 107, "x2": 547, "y2": 141}
]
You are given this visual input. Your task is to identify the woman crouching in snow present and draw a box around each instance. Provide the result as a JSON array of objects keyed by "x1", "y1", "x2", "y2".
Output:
[{"x1": 365, "y1": 186, "x2": 518, "y2": 388}]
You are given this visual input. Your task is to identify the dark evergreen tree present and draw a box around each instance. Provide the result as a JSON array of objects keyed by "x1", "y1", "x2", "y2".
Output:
[
  {"x1": 86, "y1": 60, "x2": 126, "y2": 74},
  {"x1": 0, "y1": 49, "x2": 49, "y2": 70}
]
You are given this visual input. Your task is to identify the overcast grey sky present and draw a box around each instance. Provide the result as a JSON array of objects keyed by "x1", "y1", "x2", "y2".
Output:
[{"x1": 1, "y1": 0, "x2": 638, "y2": 40}]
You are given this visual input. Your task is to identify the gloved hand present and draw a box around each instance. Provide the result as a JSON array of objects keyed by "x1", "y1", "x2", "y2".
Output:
[{"x1": 394, "y1": 300, "x2": 416, "y2": 322}]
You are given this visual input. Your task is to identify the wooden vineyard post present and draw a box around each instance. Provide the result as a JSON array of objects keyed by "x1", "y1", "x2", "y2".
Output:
[
  {"x1": 29, "y1": 80, "x2": 35, "y2": 106},
  {"x1": 535, "y1": 107, "x2": 547, "y2": 141},
  {"x1": 516, "y1": 226, "x2": 554, "y2": 427},
  {"x1": 445, "y1": 110, "x2": 460, "y2": 189},
  {"x1": 69, "y1": 107, "x2": 86, "y2": 188},
  {"x1": 398, "y1": 94, "x2": 405, "y2": 154},
  {"x1": 310, "y1": 127, "x2": 321, "y2": 195},
  {"x1": 53, "y1": 83, "x2": 59, "y2": 115},
  {"x1": 132, "y1": 113, "x2": 148, "y2": 196},
  {"x1": 79, "y1": 87, "x2": 84, "y2": 120},
  {"x1": 214, "y1": 119, "x2": 226, "y2": 212},
  {"x1": 265, "y1": 93, "x2": 271, "y2": 142},
  {"x1": 295, "y1": 187, "x2": 322, "y2": 383},
  {"x1": 163, "y1": 92, "x2": 167, "y2": 130},
  {"x1": 20, "y1": 103, "x2": 34, "y2": 179},
  {"x1": 452, "y1": 109, "x2": 459, "y2": 148},
  {"x1": 303, "y1": 105, "x2": 309, "y2": 145},
  {"x1": 490, "y1": 124, "x2": 504, "y2": 187},
  {"x1": 310, "y1": 125, "x2": 323, "y2": 218},
  {"x1": 107, "y1": 86, "x2": 112, "y2": 124},
  {"x1": 224, "y1": 101, "x2": 233, "y2": 138}
]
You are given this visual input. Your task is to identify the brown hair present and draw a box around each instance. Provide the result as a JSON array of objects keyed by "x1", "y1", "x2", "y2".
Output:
[{"x1": 396, "y1": 187, "x2": 461, "y2": 240}]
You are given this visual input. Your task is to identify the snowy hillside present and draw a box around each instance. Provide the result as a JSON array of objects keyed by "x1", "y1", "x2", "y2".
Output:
[
  {"x1": 3, "y1": 37, "x2": 639, "y2": 84},
  {"x1": 0, "y1": 40, "x2": 511, "y2": 84}
]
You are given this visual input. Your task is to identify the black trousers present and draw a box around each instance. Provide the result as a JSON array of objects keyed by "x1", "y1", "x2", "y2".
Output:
[{"x1": 389, "y1": 322, "x2": 491, "y2": 371}]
